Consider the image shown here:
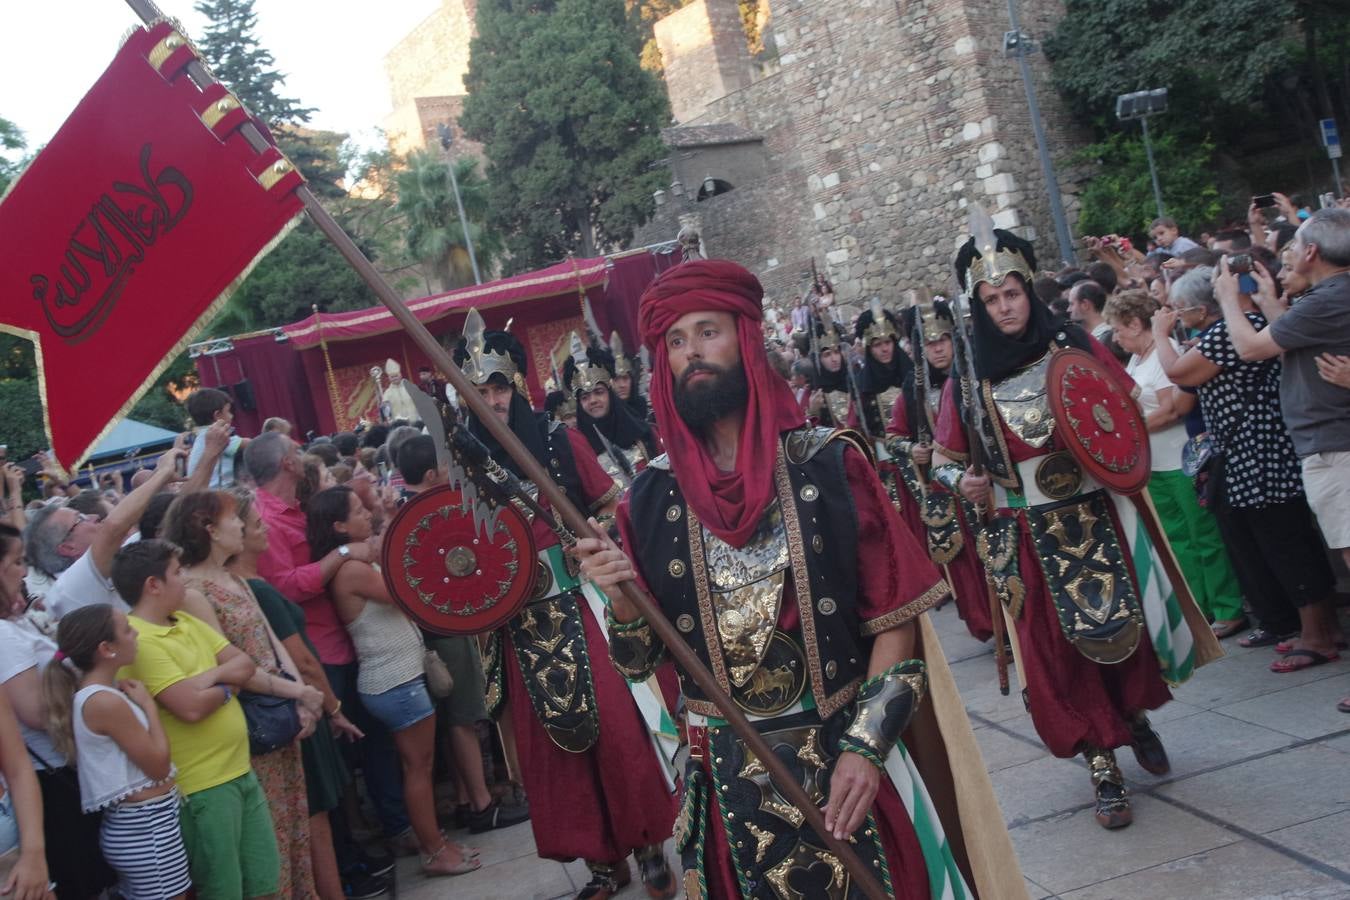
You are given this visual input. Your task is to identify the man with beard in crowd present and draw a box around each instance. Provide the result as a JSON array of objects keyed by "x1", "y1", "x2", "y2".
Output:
[
  {"x1": 887, "y1": 297, "x2": 995, "y2": 643},
  {"x1": 565, "y1": 334, "x2": 662, "y2": 490},
  {"x1": 931, "y1": 213, "x2": 1219, "y2": 829},
  {"x1": 451, "y1": 310, "x2": 677, "y2": 900},
  {"x1": 573, "y1": 258, "x2": 1022, "y2": 899}
]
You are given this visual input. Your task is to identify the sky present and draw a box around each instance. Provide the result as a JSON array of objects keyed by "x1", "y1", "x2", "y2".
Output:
[{"x1": 1, "y1": 0, "x2": 443, "y2": 158}]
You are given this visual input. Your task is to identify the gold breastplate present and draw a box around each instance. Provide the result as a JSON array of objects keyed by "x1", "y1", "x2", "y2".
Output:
[
  {"x1": 826, "y1": 391, "x2": 850, "y2": 426},
  {"x1": 877, "y1": 386, "x2": 902, "y2": 430},
  {"x1": 992, "y1": 353, "x2": 1054, "y2": 448},
  {"x1": 702, "y1": 503, "x2": 788, "y2": 687}
]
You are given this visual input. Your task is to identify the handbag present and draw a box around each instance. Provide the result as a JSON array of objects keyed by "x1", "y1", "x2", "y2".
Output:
[
  {"x1": 422, "y1": 646, "x2": 454, "y2": 699},
  {"x1": 1180, "y1": 432, "x2": 1214, "y2": 477},
  {"x1": 239, "y1": 683, "x2": 301, "y2": 755},
  {"x1": 239, "y1": 618, "x2": 302, "y2": 755}
]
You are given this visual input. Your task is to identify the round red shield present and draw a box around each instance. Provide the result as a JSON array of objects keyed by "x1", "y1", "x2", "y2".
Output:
[
  {"x1": 381, "y1": 485, "x2": 538, "y2": 635},
  {"x1": 1046, "y1": 348, "x2": 1152, "y2": 494}
]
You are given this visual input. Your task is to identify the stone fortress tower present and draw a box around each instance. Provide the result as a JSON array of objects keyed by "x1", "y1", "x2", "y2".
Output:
[
  {"x1": 633, "y1": 0, "x2": 1089, "y2": 306},
  {"x1": 381, "y1": 0, "x2": 1089, "y2": 306},
  {"x1": 382, "y1": 0, "x2": 483, "y2": 160}
]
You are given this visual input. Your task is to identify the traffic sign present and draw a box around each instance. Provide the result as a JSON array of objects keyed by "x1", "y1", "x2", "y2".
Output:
[{"x1": 1321, "y1": 118, "x2": 1342, "y2": 159}]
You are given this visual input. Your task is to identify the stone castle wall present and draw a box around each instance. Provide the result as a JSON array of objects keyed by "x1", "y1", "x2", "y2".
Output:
[
  {"x1": 638, "y1": 0, "x2": 1090, "y2": 312},
  {"x1": 382, "y1": 0, "x2": 478, "y2": 155}
]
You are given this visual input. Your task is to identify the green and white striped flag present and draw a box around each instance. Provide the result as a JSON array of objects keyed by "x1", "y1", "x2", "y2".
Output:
[
  {"x1": 1112, "y1": 496, "x2": 1196, "y2": 685},
  {"x1": 885, "y1": 741, "x2": 972, "y2": 900}
]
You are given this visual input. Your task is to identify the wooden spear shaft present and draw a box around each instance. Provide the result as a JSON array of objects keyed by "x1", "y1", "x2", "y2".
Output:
[{"x1": 119, "y1": 4, "x2": 890, "y2": 896}]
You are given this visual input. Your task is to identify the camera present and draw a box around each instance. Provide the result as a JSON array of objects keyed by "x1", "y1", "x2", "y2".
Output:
[
  {"x1": 1226, "y1": 253, "x2": 1253, "y2": 274},
  {"x1": 1251, "y1": 194, "x2": 1277, "y2": 209}
]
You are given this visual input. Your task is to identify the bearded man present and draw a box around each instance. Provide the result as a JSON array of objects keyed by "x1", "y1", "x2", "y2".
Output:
[
  {"x1": 574, "y1": 260, "x2": 1023, "y2": 899},
  {"x1": 931, "y1": 222, "x2": 1219, "y2": 829},
  {"x1": 452, "y1": 313, "x2": 677, "y2": 899}
]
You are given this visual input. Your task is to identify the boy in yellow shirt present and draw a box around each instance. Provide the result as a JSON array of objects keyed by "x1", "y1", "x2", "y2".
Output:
[{"x1": 113, "y1": 539, "x2": 279, "y2": 900}]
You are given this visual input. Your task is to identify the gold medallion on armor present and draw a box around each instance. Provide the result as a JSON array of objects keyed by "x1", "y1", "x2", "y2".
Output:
[
  {"x1": 730, "y1": 630, "x2": 807, "y2": 716},
  {"x1": 1034, "y1": 451, "x2": 1084, "y2": 501}
]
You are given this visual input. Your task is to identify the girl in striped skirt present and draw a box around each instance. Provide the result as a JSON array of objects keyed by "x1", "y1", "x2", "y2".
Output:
[{"x1": 43, "y1": 604, "x2": 191, "y2": 900}]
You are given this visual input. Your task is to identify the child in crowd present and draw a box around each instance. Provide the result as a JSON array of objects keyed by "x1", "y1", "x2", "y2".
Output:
[
  {"x1": 43, "y1": 603, "x2": 189, "y2": 900},
  {"x1": 111, "y1": 539, "x2": 280, "y2": 900}
]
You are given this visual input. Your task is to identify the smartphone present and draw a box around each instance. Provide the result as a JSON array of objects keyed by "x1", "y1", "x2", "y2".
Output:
[
  {"x1": 176, "y1": 431, "x2": 195, "y2": 477},
  {"x1": 1227, "y1": 253, "x2": 1253, "y2": 274},
  {"x1": 1320, "y1": 192, "x2": 1336, "y2": 209},
  {"x1": 1252, "y1": 194, "x2": 1277, "y2": 209}
]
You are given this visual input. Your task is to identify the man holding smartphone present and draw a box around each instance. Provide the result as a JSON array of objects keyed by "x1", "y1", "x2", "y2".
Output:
[{"x1": 1216, "y1": 207, "x2": 1350, "y2": 682}]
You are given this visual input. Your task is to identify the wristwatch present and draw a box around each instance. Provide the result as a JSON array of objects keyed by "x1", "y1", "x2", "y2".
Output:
[{"x1": 338, "y1": 545, "x2": 351, "y2": 559}]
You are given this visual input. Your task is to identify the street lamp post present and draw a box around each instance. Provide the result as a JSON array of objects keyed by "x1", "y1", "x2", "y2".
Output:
[
  {"x1": 435, "y1": 122, "x2": 482, "y2": 285},
  {"x1": 1003, "y1": 0, "x2": 1076, "y2": 268},
  {"x1": 1116, "y1": 89, "x2": 1169, "y2": 220}
]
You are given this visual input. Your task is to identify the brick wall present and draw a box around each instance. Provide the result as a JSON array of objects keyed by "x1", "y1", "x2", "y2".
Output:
[{"x1": 639, "y1": 0, "x2": 1092, "y2": 312}]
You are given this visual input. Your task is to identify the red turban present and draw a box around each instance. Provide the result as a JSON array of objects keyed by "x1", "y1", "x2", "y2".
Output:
[{"x1": 638, "y1": 259, "x2": 804, "y2": 548}]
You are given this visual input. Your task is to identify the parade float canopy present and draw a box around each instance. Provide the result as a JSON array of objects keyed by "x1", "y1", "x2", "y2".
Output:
[
  {"x1": 193, "y1": 247, "x2": 679, "y2": 436},
  {"x1": 281, "y1": 257, "x2": 610, "y2": 350}
]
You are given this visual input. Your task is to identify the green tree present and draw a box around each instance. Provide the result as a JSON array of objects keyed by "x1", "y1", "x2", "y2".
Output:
[
  {"x1": 462, "y1": 0, "x2": 671, "y2": 269},
  {"x1": 0, "y1": 115, "x2": 25, "y2": 194},
  {"x1": 194, "y1": 0, "x2": 313, "y2": 126},
  {"x1": 209, "y1": 219, "x2": 378, "y2": 333},
  {"x1": 1073, "y1": 133, "x2": 1221, "y2": 238},
  {"x1": 395, "y1": 151, "x2": 501, "y2": 291},
  {"x1": 0, "y1": 379, "x2": 46, "y2": 462}
]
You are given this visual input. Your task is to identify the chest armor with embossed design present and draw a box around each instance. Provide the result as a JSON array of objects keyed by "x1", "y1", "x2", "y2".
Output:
[{"x1": 991, "y1": 352, "x2": 1055, "y2": 447}]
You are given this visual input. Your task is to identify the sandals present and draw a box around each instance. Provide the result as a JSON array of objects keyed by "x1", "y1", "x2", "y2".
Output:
[
  {"x1": 1269, "y1": 648, "x2": 1340, "y2": 673},
  {"x1": 1275, "y1": 638, "x2": 1348, "y2": 654},
  {"x1": 1210, "y1": 618, "x2": 1248, "y2": 639},
  {"x1": 423, "y1": 842, "x2": 482, "y2": 876},
  {"x1": 1238, "y1": 628, "x2": 1297, "y2": 648}
]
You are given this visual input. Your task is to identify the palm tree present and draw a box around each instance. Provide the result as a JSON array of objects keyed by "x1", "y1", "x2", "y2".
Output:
[{"x1": 395, "y1": 150, "x2": 500, "y2": 291}]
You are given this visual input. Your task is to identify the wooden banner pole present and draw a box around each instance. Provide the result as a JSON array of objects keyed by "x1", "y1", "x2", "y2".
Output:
[{"x1": 119, "y1": 5, "x2": 888, "y2": 895}]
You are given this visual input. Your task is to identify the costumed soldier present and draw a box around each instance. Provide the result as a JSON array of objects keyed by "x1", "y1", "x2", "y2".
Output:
[
  {"x1": 565, "y1": 332, "x2": 663, "y2": 489},
  {"x1": 545, "y1": 389, "x2": 579, "y2": 429},
  {"x1": 886, "y1": 297, "x2": 995, "y2": 643},
  {"x1": 575, "y1": 259, "x2": 1026, "y2": 900},
  {"x1": 853, "y1": 299, "x2": 913, "y2": 444},
  {"x1": 790, "y1": 316, "x2": 853, "y2": 428},
  {"x1": 609, "y1": 331, "x2": 652, "y2": 424},
  {"x1": 451, "y1": 312, "x2": 679, "y2": 899},
  {"x1": 931, "y1": 213, "x2": 1221, "y2": 829}
]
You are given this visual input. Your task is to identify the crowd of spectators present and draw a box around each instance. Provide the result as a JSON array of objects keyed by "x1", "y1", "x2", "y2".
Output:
[
  {"x1": 1075, "y1": 200, "x2": 1350, "y2": 715},
  {"x1": 0, "y1": 402, "x2": 528, "y2": 899}
]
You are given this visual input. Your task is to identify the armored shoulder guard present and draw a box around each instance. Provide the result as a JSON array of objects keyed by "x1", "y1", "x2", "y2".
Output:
[{"x1": 783, "y1": 426, "x2": 872, "y2": 466}]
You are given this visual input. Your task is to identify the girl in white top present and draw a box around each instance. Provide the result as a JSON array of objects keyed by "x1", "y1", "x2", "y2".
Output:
[
  {"x1": 306, "y1": 486, "x2": 479, "y2": 878},
  {"x1": 43, "y1": 604, "x2": 191, "y2": 900}
]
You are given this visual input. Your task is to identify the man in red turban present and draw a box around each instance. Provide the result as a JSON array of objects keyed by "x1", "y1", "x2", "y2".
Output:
[{"x1": 574, "y1": 259, "x2": 1025, "y2": 899}]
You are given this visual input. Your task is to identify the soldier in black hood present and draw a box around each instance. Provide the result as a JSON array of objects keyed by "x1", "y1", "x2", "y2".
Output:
[{"x1": 564, "y1": 335, "x2": 661, "y2": 488}]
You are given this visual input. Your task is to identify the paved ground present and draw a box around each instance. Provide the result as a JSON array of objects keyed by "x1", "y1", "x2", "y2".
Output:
[{"x1": 389, "y1": 602, "x2": 1350, "y2": 899}]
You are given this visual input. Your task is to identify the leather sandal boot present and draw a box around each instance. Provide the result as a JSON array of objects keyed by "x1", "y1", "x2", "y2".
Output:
[
  {"x1": 1085, "y1": 747, "x2": 1133, "y2": 830},
  {"x1": 635, "y1": 843, "x2": 677, "y2": 899},
  {"x1": 1127, "y1": 713, "x2": 1170, "y2": 775},
  {"x1": 577, "y1": 860, "x2": 631, "y2": 900}
]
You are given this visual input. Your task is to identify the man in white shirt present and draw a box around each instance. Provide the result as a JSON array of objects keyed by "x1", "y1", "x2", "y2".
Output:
[{"x1": 26, "y1": 427, "x2": 221, "y2": 619}]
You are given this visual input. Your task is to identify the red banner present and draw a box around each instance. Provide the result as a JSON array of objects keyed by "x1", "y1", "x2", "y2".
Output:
[{"x1": 0, "y1": 22, "x2": 304, "y2": 470}]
